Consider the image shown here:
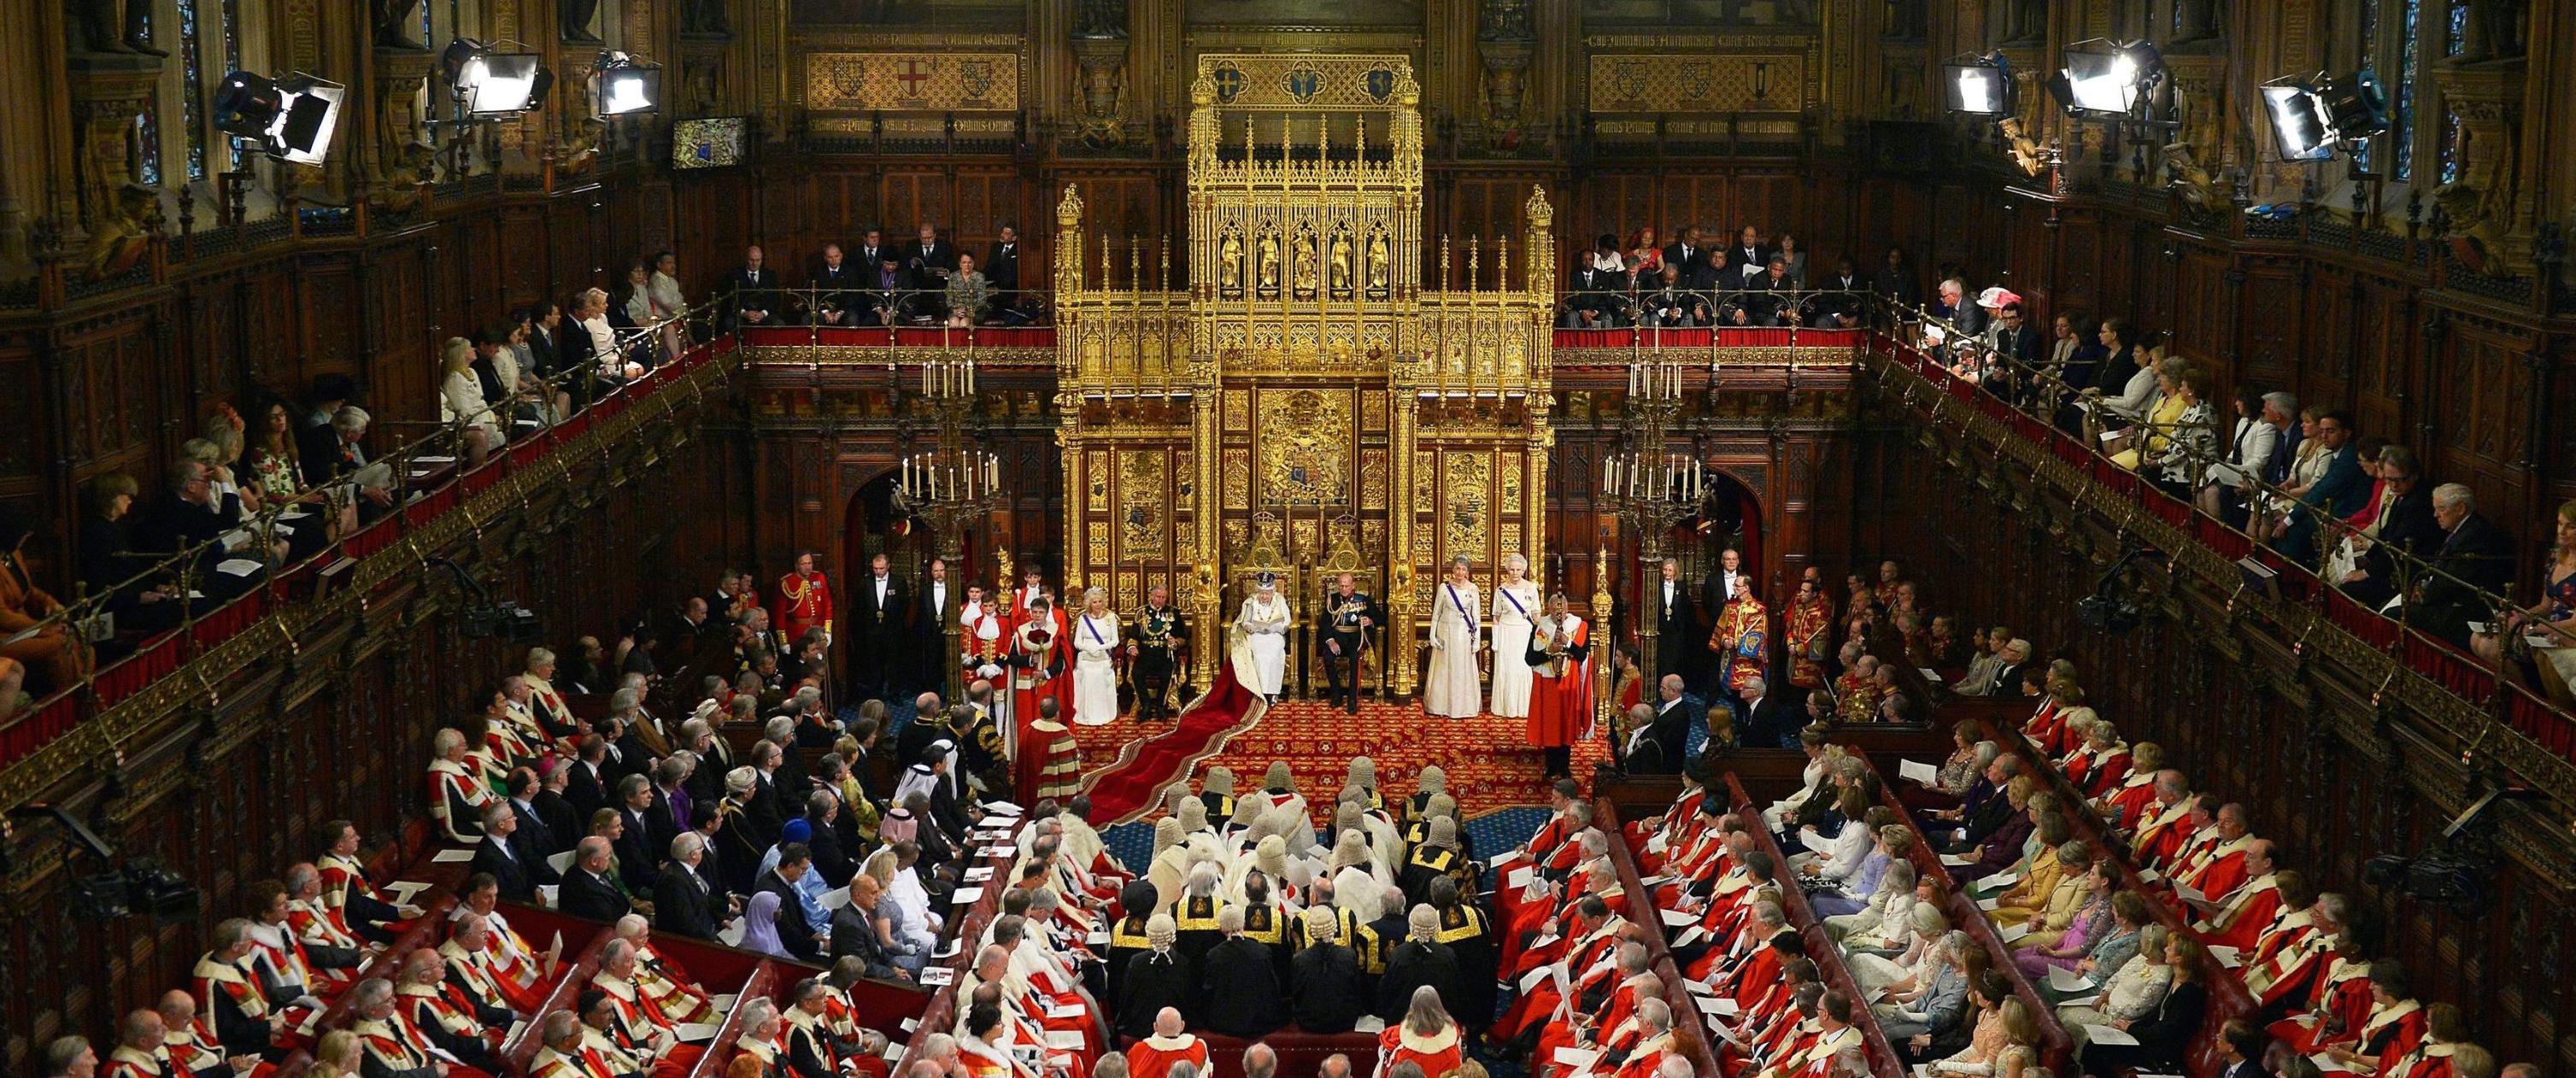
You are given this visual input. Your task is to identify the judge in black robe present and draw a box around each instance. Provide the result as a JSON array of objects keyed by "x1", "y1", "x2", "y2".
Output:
[
  {"x1": 1112, "y1": 923, "x2": 1196, "y2": 1038},
  {"x1": 1375, "y1": 914, "x2": 1467, "y2": 1025},
  {"x1": 1197, "y1": 915, "x2": 1286, "y2": 1040},
  {"x1": 1288, "y1": 921, "x2": 1366, "y2": 1034}
]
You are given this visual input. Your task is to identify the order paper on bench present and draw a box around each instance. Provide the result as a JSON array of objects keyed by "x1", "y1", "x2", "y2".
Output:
[
  {"x1": 711, "y1": 994, "x2": 738, "y2": 1012},
  {"x1": 1975, "y1": 897, "x2": 2003, "y2": 911},
  {"x1": 964, "y1": 867, "x2": 995, "y2": 882},
  {"x1": 1940, "y1": 853, "x2": 1976, "y2": 866},
  {"x1": 951, "y1": 887, "x2": 986, "y2": 905},
  {"x1": 675, "y1": 1022, "x2": 721, "y2": 1043},
  {"x1": 431, "y1": 847, "x2": 475, "y2": 863},
  {"x1": 1046, "y1": 1030, "x2": 1087, "y2": 1050},
  {"x1": 1506, "y1": 866, "x2": 1534, "y2": 888},
  {"x1": 983, "y1": 801, "x2": 1024, "y2": 815},
  {"x1": 1553, "y1": 1048, "x2": 1604, "y2": 1070},
  {"x1": 2210, "y1": 945, "x2": 2244, "y2": 969},
  {"x1": 549, "y1": 851, "x2": 576, "y2": 874},
  {"x1": 218, "y1": 558, "x2": 264, "y2": 577},
  {"x1": 1659, "y1": 908, "x2": 1696, "y2": 927},
  {"x1": 1982, "y1": 871, "x2": 2021, "y2": 889},
  {"x1": 2045, "y1": 968, "x2": 2098, "y2": 993},
  {"x1": 2081, "y1": 1024, "x2": 2139, "y2": 1046},
  {"x1": 1899, "y1": 759, "x2": 1941, "y2": 784},
  {"x1": 920, "y1": 967, "x2": 957, "y2": 986},
  {"x1": 1685, "y1": 979, "x2": 1716, "y2": 997},
  {"x1": 1047, "y1": 1002, "x2": 1085, "y2": 1019},
  {"x1": 384, "y1": 881, "x2": 433, "y2": 903}
]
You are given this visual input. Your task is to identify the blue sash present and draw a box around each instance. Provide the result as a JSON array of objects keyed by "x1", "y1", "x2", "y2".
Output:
[
  {"x1": 1499, "y1": 585, "x2": 1530, "y2": 618},
  {"x1": 1446, "y1": 584, "x2": 1473, "y2": 620},
  {"x1": 1083, "y1": 615, "x2": 1109, "y2": 646}
]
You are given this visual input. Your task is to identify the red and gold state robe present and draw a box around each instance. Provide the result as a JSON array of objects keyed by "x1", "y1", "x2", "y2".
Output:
[
  {"x1": 1784, "y1": 595, "x2": 1834, "y2": 689},
  {"x1": 1708, "y1": 596, "x2": 1769, "y2": 697}
]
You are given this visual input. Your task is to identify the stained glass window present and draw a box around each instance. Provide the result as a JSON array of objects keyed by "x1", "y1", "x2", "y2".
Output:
[
  {"x1": 2438, "y1": 109, "x2": 2462, "y2": 185},
  {"x1": 178, "y1": 0, "x2": 208, "y2": 179},
  {"x1": 137, "y1": 103, "x2": 163, "y2": 187},
  {"x1": 2445, "y1": 1, "x2": 2467, "y2": 56},
  {"x1": 2356, "y1": 0, "x2": 2380, "y2": 171},
  {"x1": 2394, "y1": 0, "x2": 2421, "y2": 179},
  {"x1": 221, "y1": 0, "x2": 244, "y2": 170}
]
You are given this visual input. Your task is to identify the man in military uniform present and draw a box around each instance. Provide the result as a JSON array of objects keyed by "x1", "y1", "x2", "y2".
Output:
[
  {"x1": 1130, "y1": 584, "x2": 1190, "y2": 723},
  {"x1": 1317, "y1": 572, "x2": 1384, "y2": 713}
]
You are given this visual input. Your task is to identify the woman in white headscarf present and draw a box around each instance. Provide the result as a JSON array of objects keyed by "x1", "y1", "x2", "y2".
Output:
[
  {"x1": 1234, "y1": 571, "x2": 1293, "y2": 703},
  {"x1": 1488, "y1": 552, "x2": 1542, "y2": 718},
  {"x1": 1423, "y1": 557, "x2": 1484, "y2": 718}
]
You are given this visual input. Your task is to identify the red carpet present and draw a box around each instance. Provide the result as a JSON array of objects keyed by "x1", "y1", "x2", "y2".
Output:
[
  {"x1": 1069, "y1": 687, "x2": 1609, "y2": 823},
  {"x1": 1072, "y1": 659, "x2": 1264, "y2": 823}
]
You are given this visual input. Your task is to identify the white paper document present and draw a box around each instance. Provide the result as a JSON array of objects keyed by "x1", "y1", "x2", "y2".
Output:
[
  {"x1": 675, "y1": 1022, "x2": 720, "y2": 1043},
  {"x1": 1506, "y1": 866, "x2": 1534, "y2": 888},
  {"x1": 1518, "y1": 964, "x2": 1553, "y2": 992},
  {"x1": 982, "y1": 801, "x2": 1024, "y2": 815},
  {"x1": 384, "y1": 881, "x2": 433, "y2": 904},
  {"x1": 1491, "y1": 849, "x2": 1526, "y2": 869},
  {"x1": 1659, "y1": 909, "x2": 1696, "y2": 927},
  {"x1": 2081, "y1": 1024, "x2": 2139, "y2": 1046},
  {"x1": 977, "y1": 847, "x2": 1018, "y2": 859},
  {"x1": 1999, "y1": 923, "x2": 2032, "y2": 943},
  {"x1": 920, "y1": 967, "x2": 956, "y2": 986},
  {"x1": 950, "y1": 887, "x2": 986, "y2": 905},
  {"x1": 1899, "y1": 759, "x2": 1941, "y2": 784},
  {"x1": 1684, "y1": 979, "x2": 1716, "y2": 997},
  {"x1": 1982, "y1": 871, "x2": 2021, "y2": 889},
  {"x1": 431, "y1": 848, "x2": 475, "y2": 864},
  {"x1": 1975, "y1": 898, "x2": 2002, "y2": 911},
  {"x1": 900, "y1": 1017, "x2": 920, "y2": 1034},
  {"x1": 537, "y1": 884, "x2": 559, "y2": 907},
  {"x1": 548, "y1": 851, "x2": 576, "y2": 874},
  {"x1": 217, "y1": 558, "x2": 265, "y2": 577},
  {"x1": 963, "y1": 867, "x2": 995, "y2": 882},
  {"x1": 1552, "y1": 1048, "x2": 1603, "y2": 1071},
  {"x1": 2045, "y1": 969, "x2": 2098, "y2": 993},
  {"x1": 2210, "y1": 945, "x2": 2244, "y2": 970},
  {"x1": 719, "y1": 922, "x2": 746, "y2": 947},
  {"x1": 819, "y1": 887, "x2": 852, "y2": 911},
  {"x1": 711, "y1": 994, "x2": 738, "y2": 1011},
  {"x1": 1044, "y1": 1030, "x2": 1086, "y2": 1049},
  {"x1": 1940, "y1": 853, "x2": 1975, "y2": 866}
]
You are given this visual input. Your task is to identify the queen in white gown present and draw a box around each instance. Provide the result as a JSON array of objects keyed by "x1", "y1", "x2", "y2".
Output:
[
  {"x1": 1071, "y1": 587, "x2": 1123, "y2": 726},
  {"x1": 1423, "y1": 558, "x2": 1483, "y2": 718},
  {"x1": 1487, "y1": 554, "x2": 1541, "y2": 718},
  {"x1": 1235, "y1": 573, "x2": 1293, "y2": 700}
]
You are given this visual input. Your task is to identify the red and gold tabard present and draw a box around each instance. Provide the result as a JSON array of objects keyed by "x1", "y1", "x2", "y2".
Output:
[
  {"x1": 1709, "y1": 595, "x2": 1769, "y2": 697},
  {"x1": 773, "y1": 570, "x2": 834, "y2": 648},
  {"x1": 1785, "y1": 594, "x2": 1834, "y2": 689}
]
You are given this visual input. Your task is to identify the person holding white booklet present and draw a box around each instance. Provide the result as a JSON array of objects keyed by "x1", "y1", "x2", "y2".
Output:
[{"x1": 2056, "y1": 924, "x2": 2174, "y2": 1050}]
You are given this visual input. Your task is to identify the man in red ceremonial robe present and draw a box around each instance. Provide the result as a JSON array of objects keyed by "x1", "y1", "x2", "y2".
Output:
[
  {"x1": 1126, "y1": 1008, "x2": 1211, "y2": 1078},
  {"x1": 351, "y1": 978, "x2": 484, "y2": 1078},
  {"x1": 773, "y1": 550, "x2": 834, "y2": 653},
  {"x1": 101, "y1": 1011, "x2": 173, "y2": 1078},
  {"x1": 2195, "y1": 843, "x2": 2283, "y2": 952},
  {"x1": 1012, "y1": 696, "x2": 1081, "y2": 805},
  {"x1": 1783, "y1": 572, "x2": 1834, "y2": 692},
  {"x1": 1524, "y1": 595, "x2": 1594, "y2": 781},
  {"x1": 2175, "y1": 804, "x2": 2260, "y2": 904},
  {"x1": 159, "y1": 989, "x2": 279, "y2": 1078}
]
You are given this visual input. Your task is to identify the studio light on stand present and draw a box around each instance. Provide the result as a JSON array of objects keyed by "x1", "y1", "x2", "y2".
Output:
[
  {"x1": 2051, "y1": 38, "x2": 2163, "y2": 120},
  {"x1": 213, "y1": 71, "x2": 346, "y2": 165},
  {"x1": 589, "y1": 51, "x2": 663, "y2": 118},
  {"x1": 1943, "y1": 52, "x2": 2013, "y2": 116},
  {"x1": 2261, "y1": 70, "x2": 2388, "y2": 161},
  {"x1": 442, "y1": 38, "x2": 553, "y2": 116}
]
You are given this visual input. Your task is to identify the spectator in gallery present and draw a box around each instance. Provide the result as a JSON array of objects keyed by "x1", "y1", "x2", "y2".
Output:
[
  {"x1": 2408, "y1": 483, "x2": 2517, "y2": 647},
  {"x1": 907, "y1": 221, "x2": 959, "y2": 283},
  {"x1": 869, "y1": 254, "x2": 917, "y2": 326},
  {"x1": 1559, "y1": 235, "x2": 1631, "y2": 329},
  {"x1": 1724, "y1": 256, "x2": 1796, "y2": 326},
  {"x1": 1773, "y1": 231, "x2": 1809, "y2": 287},
  {"x1": 650, "y1": 249, "x2": 689, "y2": 357},
  {"x1": 945, "y1": 252, "x2": 993, "y2": 328},
  {"x1": 810, "y1": 243, "x2": 862, "y2": 326},
  {"x1": 1874, "y1": 245, "x2": 1922, "y2": 310},
  {"x1": 984, "y1": 222, "x2": 1024, "y2": 295},
  {"x1": 1806, "y1": 256, "x2": 1867, "y2": 328},
  {"x1": 723, "y1": 244, "x2": 779, "y2": 328},
  {"x1": 1625, "y1": 226, "x2": 1663, "y2": 278},
  {"x1": 1639, "y1": 264, "x2": 1708, "y2": 328},
  {"x1": 1660, "y1": 226, "x2": 1706, "y2": 284},
  {"x1": 437, "y1": 337, "x2": 497, "y2": 466},
  {"x1": 1727, "y1": 223, "x2": 1769, "y2": 283},
  {"x1": 2473, "y1": 500, "x2": 2576, "y2": 702}
]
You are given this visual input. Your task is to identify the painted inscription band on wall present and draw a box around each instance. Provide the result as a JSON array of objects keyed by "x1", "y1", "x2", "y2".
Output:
[{"x1": 807, "y1": 52, "x2": 1020, "y2": 112}]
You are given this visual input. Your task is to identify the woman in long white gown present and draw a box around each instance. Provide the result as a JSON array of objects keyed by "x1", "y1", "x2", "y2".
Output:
[
  {"x1": 1423, "y1": 558, "x2": 1484, "y2": 718},
  {"x1": 1071, "y1": 587, "x2": 1123, "y2": 725},
  {"x1": 1235, "y1": 572, "x2": 1293, "y2": 702},
  {"x1": 1487, "y1": 554, "x2": 1542, "y2": 718}
]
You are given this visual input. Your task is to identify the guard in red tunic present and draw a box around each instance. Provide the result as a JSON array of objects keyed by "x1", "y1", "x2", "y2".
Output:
[
  {"x1": 1523, "y1": 594, "x2": 1593, "y2": 781},
  {"x1": 772, "y1": 550, "x2": 834, "y2": 653},
  {"x1": 1011, "y1": 594, "x2": 1074, "y2": 741}
]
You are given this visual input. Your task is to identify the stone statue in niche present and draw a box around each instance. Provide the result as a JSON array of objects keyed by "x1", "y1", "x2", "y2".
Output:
[
  {"x1": 370, "y1": 0, "x2": 425, "y2": 49},
  {"x1": 72, "y1": 0, "x2": 165, "y2": 55},
  {"x1": 1329, "y1": 231, "x2": 1353, "y2": 295},
  {"x1": 1257, "y1": 232, "x2": 1281, "y2": 292},
  {"x1": 561, "y1": 0, "x2": 605, "y2": 44},
  {"x1": 1366, "y1": 231, "x2": 1391, "y2": 294},
  {"x1": 682, "y1": 0, "x2": 732, "y2": 35},
  {"x1": 1291, "y1": 231, "x2": 1317, "y2": 296}
]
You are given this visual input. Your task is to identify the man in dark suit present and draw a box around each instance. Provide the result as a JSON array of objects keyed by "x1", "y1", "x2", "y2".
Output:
[
  {"x1": 983, "y1": 223, "x2": 1024, "y2": 295},
  {"x1": 564, "y1": 736, "x2": 613, "y2": 823},
  {"x1": 501, "y1": 768, "x2": 564, "y2": 859},
  {"x1": 2408, "y1": 483, "x2": 2517, "y2": 646},
  {"x1": 911, "y1": 557, "x2": 960, "y2": 694},
  {"x1": 2280, "y1": 409, "x2": 2366, "y2": 564},
  {"x1": 1724, "y1": 256, "x2": 1796, "y2": 326},
  {"x1": 1981, "y1": 299, "x2": 2042, "y2": 396},
  {"x1": 847, "y1": 552, "x2": 905, "y2": 699},
  {"x1": 1662, "y1": 226, "x2": 1710, "y2": 288},
  {"x1": 655, "y1": 833, "x2": 727, "y2": 940},
  {"x1": 2342, "y1": 445, "x2": 2442, "y2": 608},
  {"x1": 532, "y1": 761, "x2": 584, "y2": 857},
  {"x1": 611, "y1": 776, "x2": 666, "y2": 895},
  {"x1": 906, "y1": 222, "x2": 959, "y2": 285},
  {"x1": 470, "y1": 803, "x2": 558, "y2": 902},
  {"x1": 1804, "y1": 257, "x2": 1869, "y2": 329},
  {"x1": 756, "y1": 847, "x2": 825, "y2": 959},
  {"x1": 1980, "y1": 638, "x2": 2031, "y2": 698},
  {"x1": 1740, "y1": 676, "x2": 1792, "y2": 750},
  {"x1": 523, "y1": 302, "x2": 564, "y2": 384},
  {"x1": 1652, "y1": 558, "x2": 1708, "y2": 698},
  {"x1": 1725, "y1": 224, "x2": 1769, "y2": 285},
  {"x1": 721, "y1": 244, "x2": 779, "y2": 328},
  {"x1": 557, "y1": 837, "x2": 633, "y2": 922},
  {"x1": 828, "y1": 875, "x2": 906, "y2": 977},
  {"x1": 852, "y1": 228, "x2": 894, "y2": 278},
  {"x1": 1628, "y1": 675, "x2": 1699, "y2": 772},
  {"x1": 1288, "y1": 908, "x2": 1366, "y2": 1034},
  {"x1": 810, "y1": 243, "x2": 862, "y2": 325},
  {"x1": 1559, "y1": 236, "x2": 1632, "y2": 329}
]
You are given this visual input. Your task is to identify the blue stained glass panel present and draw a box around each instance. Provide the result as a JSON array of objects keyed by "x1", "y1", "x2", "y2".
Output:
[
  {"x1": 178, "y1": 0, "x2": 207, "y2": 179},
  {"x1": 137, "y1": 105, "x2": 162, "y2": 187},
  {"x1": 2395, "y1": 0, "x2": 2420, "y2": 179}
]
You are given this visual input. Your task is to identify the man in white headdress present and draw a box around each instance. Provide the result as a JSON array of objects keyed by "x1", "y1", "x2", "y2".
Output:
[
  {"x1": 1423, "y1": 557, "x2": 1483, "y2": 718},
  {"x1": 1071, "y1": 587, "x2": 1124, "y2": 726},
  {"x1": 1233, "y1": 572, "x2": 1292, "y2": 704},
  {"x1": 1488, "y1": 553, "x2": 1542, "y2": 718}
]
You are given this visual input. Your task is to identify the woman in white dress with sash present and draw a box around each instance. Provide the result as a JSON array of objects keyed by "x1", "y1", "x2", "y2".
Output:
[
  {"x1": 1423, "y1": 558, "x2": 1484, "y2": 718},
  {"x1": 1488, "y1": 553, "x2": 1542, "y2": 718},
  {"x1": 1235, "y1": 572, "x2": 1293, "y2": 703},
  {"x1": 1071, "y1": 587, "x2": 1124, "y2": 726}
]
